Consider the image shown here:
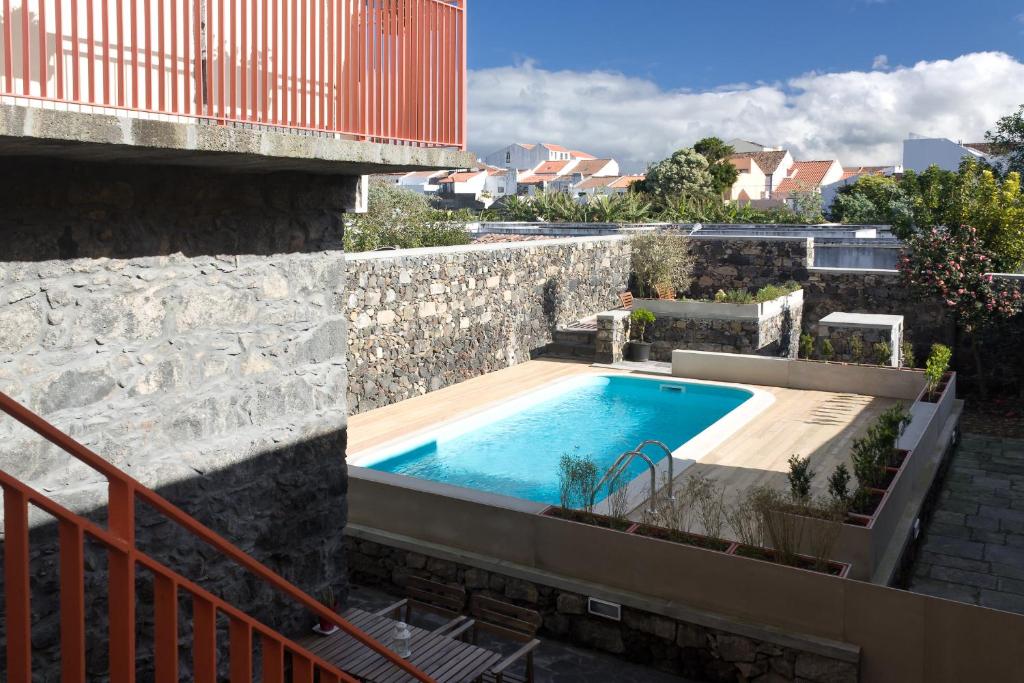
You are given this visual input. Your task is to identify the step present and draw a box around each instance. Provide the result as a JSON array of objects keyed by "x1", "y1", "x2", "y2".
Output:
[
  {"x1": 553, "y1": 328, "x2": 597, "y2": 346},
  {"x1": 544, "y1": 342, "x2": 596, "y2": 360}
]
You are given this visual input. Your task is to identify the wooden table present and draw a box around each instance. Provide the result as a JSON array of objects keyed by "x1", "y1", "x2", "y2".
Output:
[{"x1": 296, "y1": 607, "x2": 503, "y2": 683}]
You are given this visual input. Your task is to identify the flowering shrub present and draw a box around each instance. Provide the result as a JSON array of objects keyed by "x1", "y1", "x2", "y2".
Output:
[{"x1": 899, "y1": 226, "x2": 1022, "y2": 334}]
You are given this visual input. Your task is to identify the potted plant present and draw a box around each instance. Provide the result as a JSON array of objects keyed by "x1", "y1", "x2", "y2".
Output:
[
  {"x1": 629, "y1": 308, "x2": 656, "y2": 361},
  {"x1": 315, "y1": 587, "x2": 339, "y2": 635}
]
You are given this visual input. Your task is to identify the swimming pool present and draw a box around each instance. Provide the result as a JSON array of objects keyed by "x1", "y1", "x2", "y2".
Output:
[{"x1": 354, "y1": 374, "x2": 769, "y2": 507}]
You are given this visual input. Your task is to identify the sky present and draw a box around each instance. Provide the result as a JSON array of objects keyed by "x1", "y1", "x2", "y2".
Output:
[{"x1": 465, "y1": 1, "x2": 1024, "y2": 172}]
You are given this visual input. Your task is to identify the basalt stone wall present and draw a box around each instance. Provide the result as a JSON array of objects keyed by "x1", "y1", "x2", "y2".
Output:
[
  {"x1": 687, "y1": 236, "x2": 813, "y2": 298},
  {"x1": 346, "y1": 536, "x2": 858, "y2": 683},
  {"x1": 346, "y1": 237, "x2": 629, "y2": 414},
  {"x1": 0, "y1": 160, "x2": 354, "y2": 680}
]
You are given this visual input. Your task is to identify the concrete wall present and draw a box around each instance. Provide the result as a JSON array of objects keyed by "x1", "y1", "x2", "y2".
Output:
[
  {"x1": 345, "y1": 237, "x2": 630, "y2": 413},
  {"x1": 0, "y1": 159, "x2": 353, "y2": 679}
]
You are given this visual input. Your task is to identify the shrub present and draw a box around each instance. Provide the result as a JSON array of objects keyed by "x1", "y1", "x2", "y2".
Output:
[
  {"x1": 850, "y1": 335, "x2": 864, "y2": 363},
  {"x1": 877, "y1": 403, "x2": 910, "y2": 443},
  {"x1": 557, "y1": 453, "x2": 599, "y2": 512},
  {"x1": 799, "y1": 334, "x2": 815, "y2": 360},
  {"x1": 925, "y1": 343, "x2": 952, "y2": 399},
  {"x1": 725, "y1": 486, "x2": 769, "y2": 547},
  {"x1": 851, "y1": 430, "x2": 886, "y2": 490},
  {"x1": 787, "y1": 454, "x2": 816, "y2": 503},
  {"x1": 873, "y1": 341, "x2": 892, "y2": 366},
  {"x1": 689, "y1": 474, "x2": 726, "y2": 539},
  {"x1": 754, "y1": 281, "x2": 801, "y2": 303},
  {"x1": 827, "y1": 463, "x2": 851, "y2": 505},
  {"x1": 629, "y1": 232, "x2": 695, "y2": 297},
  {"x1": 345, "y1": 181, "x2": 471, "y2": 252},
  {"x1": 901, "y1": 341, "x2": 916, "y2": 369},
  {"x1": 630, "y1": 308, "x2": 656, "y2": 343},
  {"x1": 717, "y1": 288, "x2": 754, "y2": 304},
  {"x1": 821, "y1": 339, "x2": 834, "y2": 360}
]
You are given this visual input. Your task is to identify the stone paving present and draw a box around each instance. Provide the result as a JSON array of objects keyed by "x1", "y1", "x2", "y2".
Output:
[
  {"x1": 347, "y1": 584, "x2": 690, "y2": 682},
  {"x1": 909, "y1": 433, "x2": 1024, "y2": 613}
]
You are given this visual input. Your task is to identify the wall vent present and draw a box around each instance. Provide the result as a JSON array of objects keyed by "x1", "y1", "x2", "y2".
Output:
[
  {"x1": 660, "y1": 385, "x2": 684, "y2": 393},
  {"x1": 587, "y1": 597, "x2": 622, "y2": 621}
]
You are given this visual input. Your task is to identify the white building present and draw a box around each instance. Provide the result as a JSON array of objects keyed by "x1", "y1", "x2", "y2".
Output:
[
  {"x1": 727, "y1": 150, "x2": 794, "y2": 201},
  {"x1": 482, "y1": 143, "x2": 595, "y2": 171},
  {"x1": 902, "y1": 134, "x2": 1001, "y2": 173},
  {"x1": 727, "y1": 139, "x2": 783, "y2": 154}
]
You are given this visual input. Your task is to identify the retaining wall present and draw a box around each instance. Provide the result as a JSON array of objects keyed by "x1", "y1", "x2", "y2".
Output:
[{"x1": 345, "y1": 237, "x2": 629, "y2": 414}]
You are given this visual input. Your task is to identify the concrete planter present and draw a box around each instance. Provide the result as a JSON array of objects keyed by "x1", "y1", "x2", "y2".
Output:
[
  {"x1": 729, "y1": 544, "x2": 852, "y2": 579},
  {"x1": 540, "y1": 506, "x2": 638, "y2": 534},
  {"x1": 630, "y1": 523, "x2": 737, "y2": 554},
  {"x1": 636, "y1": 288, "x2": 803, "y2": 321},
  {"x1": 628, "y1": 341, "x2": 651, "y2": 362}
]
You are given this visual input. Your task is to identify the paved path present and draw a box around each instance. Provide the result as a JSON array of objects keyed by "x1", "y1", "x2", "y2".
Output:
[{"x1": 909, "y1": 433, "x2": 1024, "y2": 613}]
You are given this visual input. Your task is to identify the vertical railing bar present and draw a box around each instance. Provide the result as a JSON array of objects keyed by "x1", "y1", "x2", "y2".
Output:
[
  {"x1": 2, "y1": 0, "x2": 11, "y2": 92},
  {"x1": 116, "y1": 0, "x2": 124, "y2": 105},
  {"x1": 193, "y1": 595, "x2": 218, "y2": 683},
  {"x1": 153, "y1": 574, "x2": 179, "y2": 683},
  {"x1": 229, "y1": 618, "x2": 254, "y2": 683},
  {"x1": 217, "y1": 0, "x2": 224, "y2": 120},
  {"x1": 241, "y1": 0, "x2": 248, "y2": 119},
  {"x1": 262, "y1": 637, "x2": 285, "y2": 683},
  {"x1": 230, "y1": 0, "x2": 237, "y2": 120},
  {"x1": 87, "y1": 0, "x2": 96, "y2": 102},
  {"x1": 107, "y1": 479, "x2": 135, "y2": 683},
  {"x1": 205, "y1": 0, "x2": 213, "y2": 115},
  {"x1": 71, "y1": 0, "x2": 80, "y2": 100},
  {"x1": 20, "y1": 0, "x2": 29, "y2": 94},
  {"x1": 327, "y1": 0, "x2": 334, "y2": 129},
  {"x1": 144, "y1": 0, "x2": 152, "y2": 110},
  {"x1": 183, "y1": 0, "x2": 191, "y2": 113},
  {"x1": 459, "y1": 0, "x2": 466, "y2": 149},
  {"x1": 4, "y1": 486, "x2": 32, "y2": 683},
  {"x1": 169, "y1": 0, "x2": 176, "y2": 111},
  {"x1": 300, "y1": 0, "x2": 306, "y2": 127},
  {"x1": 418, "y1": 0, "x2": 424, "y2": 144},
  {"x1": 319, "y1": 0, "x2": 325, "y2": 129},
  {"x1": 130, "y1": 0, "x2": 138, "y2": 109},
  {"x1": 271, "y1": 0, "x2": 278, "y2": 123},
  {"x1": 59, "y1": 520, "x2": 86, "y2": 683},
  {"x1": 37, "y1": 0, "x2": 48, "y2": 98},
  {"x1": 289, "y1": 0, "x2": 296, "y2": 126},
  {"x1": 292, "y1": 654, "x2": 314, "y2": 683},
  {"x1": 55, "y1": 0, "x2": 65, "y2": 98}
]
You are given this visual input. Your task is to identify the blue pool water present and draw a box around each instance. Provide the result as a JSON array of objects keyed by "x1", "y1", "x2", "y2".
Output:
[{"x1": 364, "y1": 375, "x2": 752, "y2": 505}]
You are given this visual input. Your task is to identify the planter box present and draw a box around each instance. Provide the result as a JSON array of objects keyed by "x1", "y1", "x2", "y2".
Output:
[
  {"x1": 729, "y1": 544, "x2": 852, "y2": 578},
  {"x1": 540, "y1": 506, "x2": 638, "y2": 533},
  {"x1": 631, "y1": 523, "x2": 737, "y2": 553}
]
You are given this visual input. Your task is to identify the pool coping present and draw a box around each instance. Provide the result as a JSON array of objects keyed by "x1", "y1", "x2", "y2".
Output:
[{"x1": 348, "y1": 372, "x2": 775, "y2": 516}]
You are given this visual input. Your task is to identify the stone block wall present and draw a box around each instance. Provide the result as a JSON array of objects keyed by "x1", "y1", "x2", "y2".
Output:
[
  {"x1": 346, "y1": 237, "x2": 629, "y2": 414},
  {"x1": 687, "y1": 236, "x2": 813, "y2": 298},
  {"x1": 0, "y1": 160, "x2": 354, "y2": 679},
  {"x1": 346, "y1": 536, "x2": 858, "y2": 683}
]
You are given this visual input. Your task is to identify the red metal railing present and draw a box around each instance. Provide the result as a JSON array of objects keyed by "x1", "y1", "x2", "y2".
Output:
[
  {"x1": 0, "y1": 391, "x2": 434, "y2": 683},
  {"x1": 0, "y1": 0, "x2": 466, "y2": 148}
]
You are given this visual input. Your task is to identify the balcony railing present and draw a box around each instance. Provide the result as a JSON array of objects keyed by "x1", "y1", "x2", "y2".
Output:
[{"x1": 0, "y1": 0, "x2": 466, "y2": 148}]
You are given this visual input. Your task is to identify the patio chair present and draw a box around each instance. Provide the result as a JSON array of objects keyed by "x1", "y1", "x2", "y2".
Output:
[
  {"x1": 654, "y1": 283, "x2": 676, "y2": 300},
  {"x1": 374, "y1": 576, "x2": 471, "y2": 637},
  {"x1": 618, "y1": 291, "x2": 634, "y2": 309},
  {"x1": 470, "y1": 595, "x2": 542, "y2": 683}
]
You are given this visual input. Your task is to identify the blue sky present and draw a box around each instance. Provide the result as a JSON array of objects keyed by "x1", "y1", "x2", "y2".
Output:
[
  {"x1": 468, "y1": 1, "x2": 1024, "y2": 92},
  {"x1": 465, "y1": 2, "x2": 1024, "y2": 170}
]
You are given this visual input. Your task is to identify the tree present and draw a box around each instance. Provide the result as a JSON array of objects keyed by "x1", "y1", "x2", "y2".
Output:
[
  {"x1": 829, "y1": 175, "x2": 914, "y2": 230},
  {"x1": 899, "y1": 225, "x2": 1023, "y2": 397},
  {"x1": 985, "y1": 103, "x2": 1024, "y2": 175},
  {"x1": 694, "y1": 137, "x2": 740, "y2": 197},
  {"x1": 635, "y1": 148, "x2": 715, "y2": 200},
  {"x1": 950, "y1": 160, "x2": 1024, "y2": 271},
  {"x1": 345, "y1": 181, "x2": 470, "y2": 252}
]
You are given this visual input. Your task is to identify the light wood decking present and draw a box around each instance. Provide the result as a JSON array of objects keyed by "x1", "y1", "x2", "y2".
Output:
[{"x1": 347, "y1": 358, "x2": 896, "y2": 535}]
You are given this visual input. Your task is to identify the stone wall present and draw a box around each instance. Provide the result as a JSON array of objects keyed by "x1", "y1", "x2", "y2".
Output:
[
  {"x1": 687, "y1": 236, "x2": 813, "y2": 298},
  {"x1": 346, "y1": 237, "x2": 630, "y2": 414},
  {"x1": 0, "y1": 160, "x2": 354, "y2": 680},
  {"x1": 346, "y1": 536, "x2": 858, "y2": 683}
]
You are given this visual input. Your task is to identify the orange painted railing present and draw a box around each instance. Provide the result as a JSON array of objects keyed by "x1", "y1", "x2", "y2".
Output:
[
  {"x1": 0, "y1": 391, "x2": 434, "y2": 683},
  {"x1": 0, "y1": 0, "x2": 466, "y2": 149}
]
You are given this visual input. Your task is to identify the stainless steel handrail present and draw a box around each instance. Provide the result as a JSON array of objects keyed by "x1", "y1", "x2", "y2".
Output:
[{"x1": 590, "y1": 449, "x2": 658, "y2": 516}]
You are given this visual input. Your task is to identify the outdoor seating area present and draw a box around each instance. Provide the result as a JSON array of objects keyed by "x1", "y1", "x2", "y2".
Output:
[{"x1": 298, "y1": 577, "x2": 542, "y2": 683}]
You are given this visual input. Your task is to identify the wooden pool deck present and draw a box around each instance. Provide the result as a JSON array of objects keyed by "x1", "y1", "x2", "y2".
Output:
[{"x1": 347, "y1": 357, "x2": 896, "y2": 534}]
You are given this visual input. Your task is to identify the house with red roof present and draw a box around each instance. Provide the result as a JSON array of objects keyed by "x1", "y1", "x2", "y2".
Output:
[{"x1": 482, "y1": 142, "x2": 599, "y2": 171}]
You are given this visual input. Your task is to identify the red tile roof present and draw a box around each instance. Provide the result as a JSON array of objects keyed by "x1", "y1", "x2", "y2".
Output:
[
  {"x1": 437, "y1": 171, "x2": 484, "y2": 183},
  {"x1": 569, "y1": 159, "x2": 614, "y2": 177},
  {"x1": 532, "y1": 160, "x2": 572, "y2": 175},
  {"x1": 570, "y1": 150, "x2": 596, "y2": 160},
  {"x1": 542, "y1": 143, "x2": 568, "y2": 152},
  {"x1": 610, "y1": 175, "x2": 645, "y2": 189},
  {"x1": 775, "y1": 161, "x2": 837, "y2": 195},
  {"x1": 576, "y1": 176, "x2": 618, "y2": 190},
  {"x1": 840, "y1": 166, "x2": 889, "y2": 180}
]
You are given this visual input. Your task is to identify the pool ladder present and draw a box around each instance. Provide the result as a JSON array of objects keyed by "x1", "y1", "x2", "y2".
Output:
[{"x1": 590, "y1": 440, "x2": 675, "y2": 516}]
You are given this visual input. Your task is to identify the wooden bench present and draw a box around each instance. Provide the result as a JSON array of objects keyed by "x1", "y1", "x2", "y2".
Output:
[
  {"x1": 470, "y1": 595, "x2": 542, "y2": 683},
  {"x1": 375, "y1": 576, "x2": 472, "y2": 638},
  {"x1": 618, "y1": 291, "x2": 634, "y2": 309}
]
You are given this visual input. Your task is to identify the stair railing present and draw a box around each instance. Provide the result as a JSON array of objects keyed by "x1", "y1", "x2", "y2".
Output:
[{"x1": 0, "y1": 391, "x2": 433, "y2": 683}]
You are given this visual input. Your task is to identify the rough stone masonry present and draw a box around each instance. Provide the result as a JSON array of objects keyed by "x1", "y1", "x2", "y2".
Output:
[{"x1": 0, "y1": 159, "x2": 355, "y2": 680}]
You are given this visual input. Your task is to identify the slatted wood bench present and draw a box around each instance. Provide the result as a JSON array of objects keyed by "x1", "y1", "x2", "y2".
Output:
[
  {"x1": 376, "y1": 576, "x2": 471, "y2": 637},
  {"x1": 469, "y1": 595, "x2": 542, "y2": 683}
]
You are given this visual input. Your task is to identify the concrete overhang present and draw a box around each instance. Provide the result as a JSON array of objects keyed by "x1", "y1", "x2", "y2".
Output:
[{"x1": 0, "y1": 103, "x2": 476, "y2": 175}]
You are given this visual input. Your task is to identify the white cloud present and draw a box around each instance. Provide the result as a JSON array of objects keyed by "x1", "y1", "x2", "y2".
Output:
[
  {"x1": 467, "y1": 52, "x2": 1024, "y2": 172},
  {"x1": 872, "y1": 54, "x2": 890, "y2": 70}
]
